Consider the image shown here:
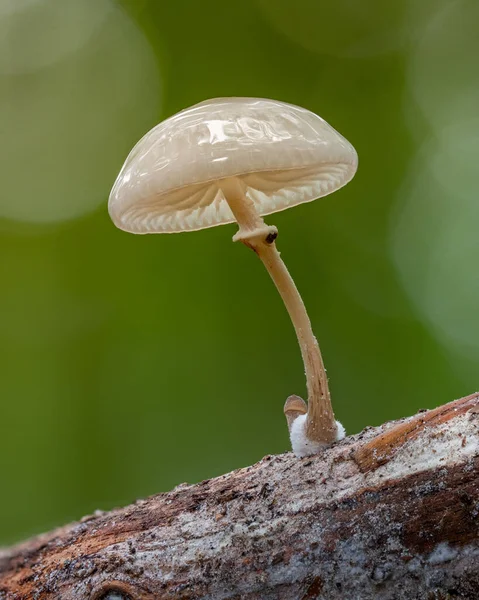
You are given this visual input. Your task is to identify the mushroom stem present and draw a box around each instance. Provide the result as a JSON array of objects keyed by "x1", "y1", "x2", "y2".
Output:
[{"x1": 221, "y1": 178, "x2": 337, "y2": 444}]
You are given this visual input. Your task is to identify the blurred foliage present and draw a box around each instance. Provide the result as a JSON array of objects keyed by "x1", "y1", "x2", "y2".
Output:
[{"x1": 0, "y1": 0, "x2": 477, "y2": 544}]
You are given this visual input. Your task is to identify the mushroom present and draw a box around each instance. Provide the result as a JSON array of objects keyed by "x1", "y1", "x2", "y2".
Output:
[{"x1": 108, "y1": 97, "x2": 358, "y2": 456}]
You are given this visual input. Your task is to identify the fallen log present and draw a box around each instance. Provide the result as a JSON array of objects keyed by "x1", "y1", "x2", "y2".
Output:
[{"x1": 1, "y1": 392, "x2": 479, "y2": 599}]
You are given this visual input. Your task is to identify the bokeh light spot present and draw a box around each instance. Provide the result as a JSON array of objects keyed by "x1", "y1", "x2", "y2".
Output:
[
  {"x1": 258, "y1": 0, "x2": 417, "y2": 58},
  {"x1": 407, "y1": 0, "x2": 479, "y2": 131},
  {"x1": 0, "y1": 0, "x2": 161, "y2": 225},
  {"x1": 391, "y1": 119, "x2": 479, "y2": 358}
]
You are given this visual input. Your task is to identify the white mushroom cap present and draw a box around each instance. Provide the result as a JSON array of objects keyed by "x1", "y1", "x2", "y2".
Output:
[{"x1": 108, "y1": 97, "x2": 358, "y2": 234}]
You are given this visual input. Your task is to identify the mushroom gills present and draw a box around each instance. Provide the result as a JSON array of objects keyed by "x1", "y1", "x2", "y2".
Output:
[{"x1": 119, "y1": 163, "x2": 351, "y2": 234}]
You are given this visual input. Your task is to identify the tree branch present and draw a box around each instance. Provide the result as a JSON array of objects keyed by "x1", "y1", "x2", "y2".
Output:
[{"x1": 1, "y1": 393, "x2": 479, "y2": 599}]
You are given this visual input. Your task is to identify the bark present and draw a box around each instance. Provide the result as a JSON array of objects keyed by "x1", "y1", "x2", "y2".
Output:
[{"x1": 1, "y1": 392, "x2": 479, "y2": 600}]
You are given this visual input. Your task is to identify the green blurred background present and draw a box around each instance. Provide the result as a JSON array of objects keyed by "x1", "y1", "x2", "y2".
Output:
[{"x1": 1, "y1": 0, "x2": 478, "y2": 545}]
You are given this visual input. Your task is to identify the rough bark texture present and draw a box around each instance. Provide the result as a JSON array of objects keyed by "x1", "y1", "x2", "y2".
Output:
[{"x1": 1, "y1": 393, "x2": 479, "y2": 600}]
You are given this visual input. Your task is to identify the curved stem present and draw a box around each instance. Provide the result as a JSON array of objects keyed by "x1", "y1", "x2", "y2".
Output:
[{"x1": 221, "y1": 178, "x2": 337, "y2": 443}]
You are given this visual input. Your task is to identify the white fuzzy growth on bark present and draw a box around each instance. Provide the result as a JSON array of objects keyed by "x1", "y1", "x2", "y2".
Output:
[{"x1": 289, "y1": 414, "x2": 346, "y2": 457}]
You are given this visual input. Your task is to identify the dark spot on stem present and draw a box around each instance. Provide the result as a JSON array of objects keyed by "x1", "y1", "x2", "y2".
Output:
[{"x1": 265, "y1": 231, "x2": 277, "y2": 244}]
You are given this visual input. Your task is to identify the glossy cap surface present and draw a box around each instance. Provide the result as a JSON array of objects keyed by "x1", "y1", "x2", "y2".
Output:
[{"x1": 108, "y1": 97, "x2": 358, "y2": 234}]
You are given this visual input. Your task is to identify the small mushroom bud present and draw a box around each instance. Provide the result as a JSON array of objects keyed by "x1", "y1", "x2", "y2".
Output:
[
  {"x1": 285, "y1": 395, "x2": 346, "y2": 458},
  {"x1": 284, "y1": 395, "x2": 308, "y2": 430}
]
